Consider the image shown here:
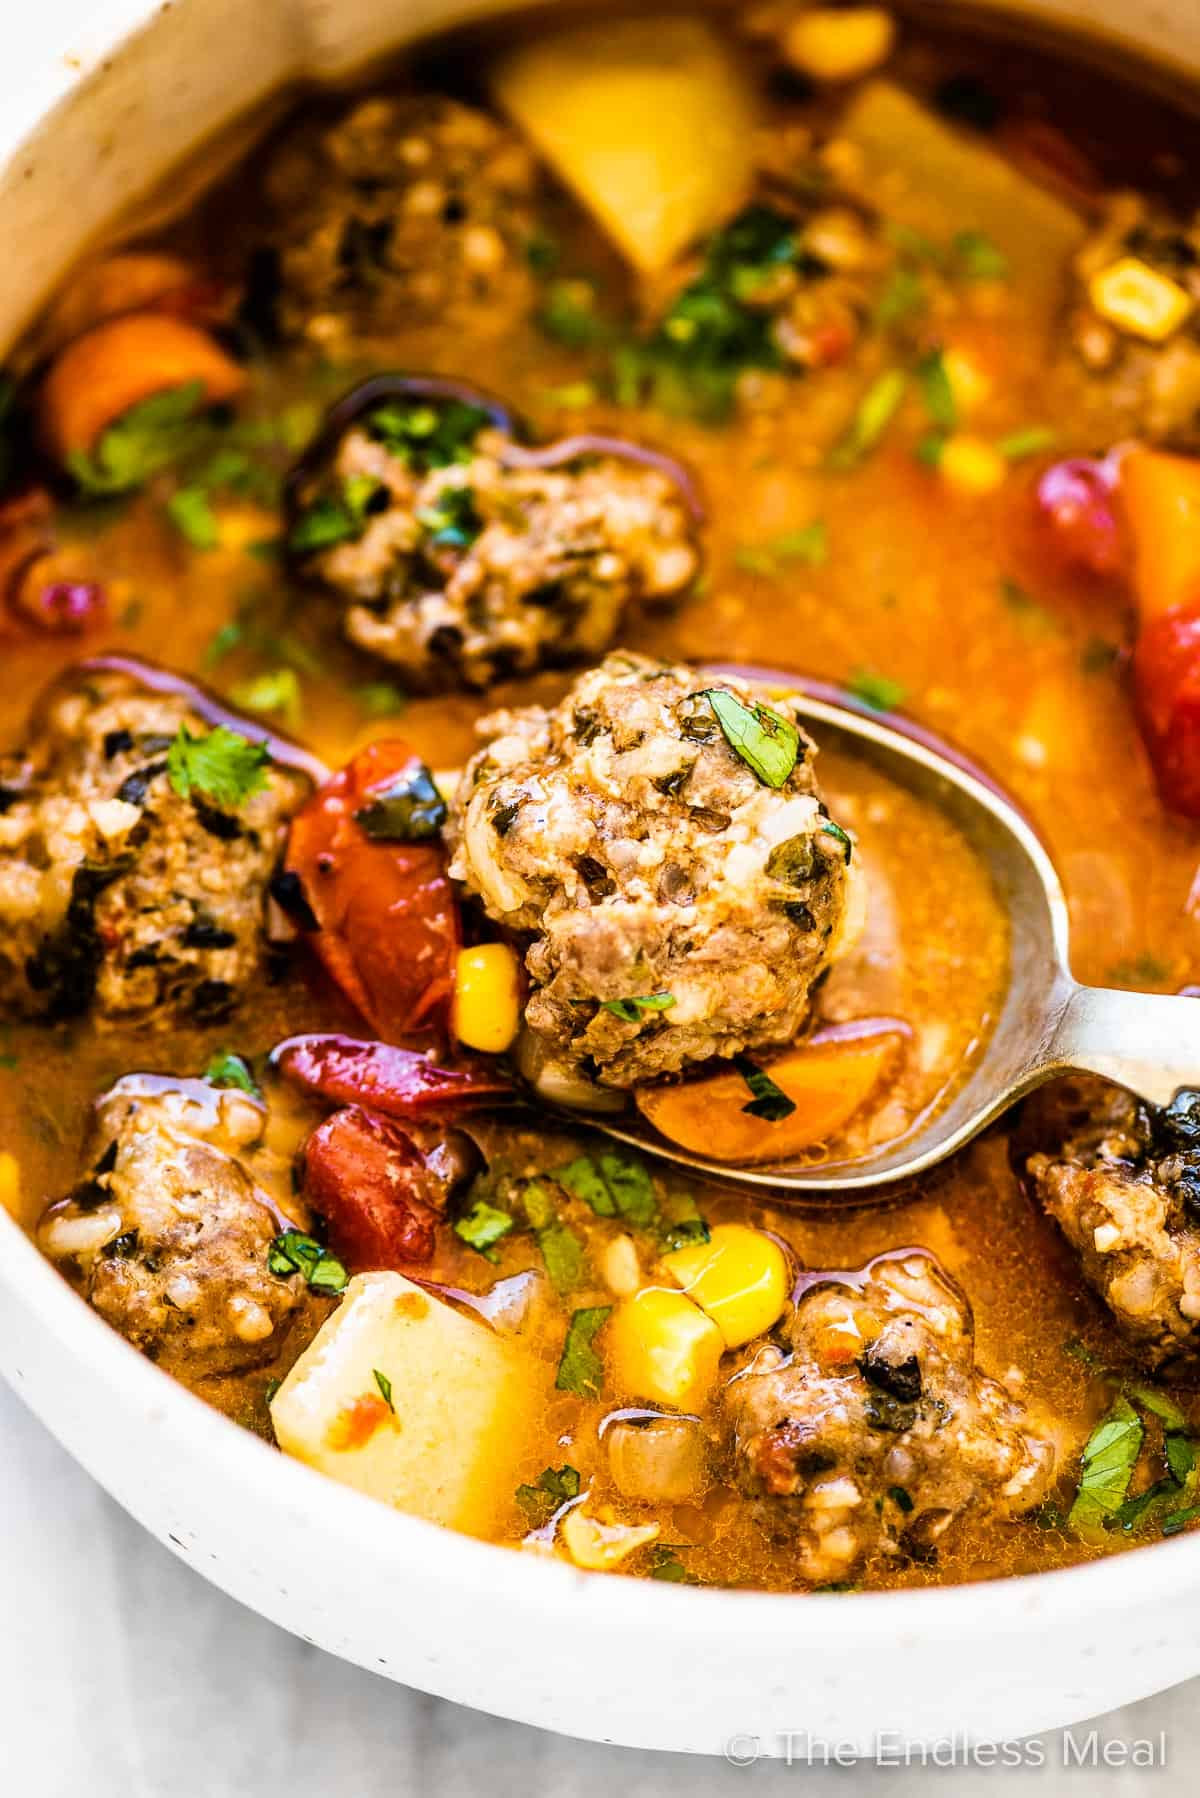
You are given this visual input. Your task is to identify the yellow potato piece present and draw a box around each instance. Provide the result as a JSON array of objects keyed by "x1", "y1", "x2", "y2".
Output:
[
  {"x1": 664, "y1": 1223, "x2": 789, "y2": 1349},
  {"x1": 491, "y1": 16, "x2": 758, "y2": 275},
  {"x1": 271, "y1": 1272, "x2": 544, "y2": 1537}
]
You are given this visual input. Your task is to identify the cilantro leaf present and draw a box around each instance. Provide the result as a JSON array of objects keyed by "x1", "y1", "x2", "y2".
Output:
[
  {"x1": 953, "y1": 230, "x2": 1011, "y2": 281},
  {"x1": 848, "y1": 669, "x2": 906, "y2": 713},
  {"x1": 916, "y1": 349, "x2": 957, "y2": 433},
  {"x1": 734, "y1": 521, "x2": 828, "y2": 577},
  {"x1": 734, "y1": 1054, "x2": 797, "y2": 1123},
  {"x1": 555, "y1": 1156, "x2": 617, "y2": 1218},
  {"x1": 537, "y1": 1223, "x2": 588, "y2": 1293},
  {"x1": 453, "y1": 1198, "x2": 515, "y2": 1262},
  {"x1": 288, "y1": 494, "x2": 360, "y2": 553},
  {"x1": 1162, "y1": 1503, "x2": 1200, "y2": 1538},
  {"x1": 702, "y1": 688, "x2": 800, "y2": 789},
  {"x1": 820, "y1": 818, "x2": 853, "y2": 863},
  {"x1": 601, "y1": 992, "x2": 676, "y2": 1023},
  {"x1": 231, "y1": 668, "x2": 303, "y2": 729},
  {"x1": 167, "y1": 723, "x2": 270, "y2": 809},
  {"x1": 166, "y1": 484, "x2": 219, "y2": 549},
  {"x1": 354, "y1": 682, "x2": 408, "y2": 718},
  {"x1": 203, "y1": 1050, "x2": 260, "y2": 1097},
  {"x1": 416, "y1": 483, "x2": 481, "y2": 549},
  {"x1": 373, "y1": 1368, "x2": 395, "y2": 1412},
  {"x1": 555, "y1": 1306, "x2": 611, "y2": 1398},
  {"x1": 516, "y1": 1463, "x2": 581, "y2": 1527},
  {"x1": 995, "y1": 426, "x2": 1057, "y2": 462},
  {"x1": 1068, "y1": 1397, "x2": 1143, "y2": 1540},
  {"x1": 827, "y1": 369, "x2": 907, "y2": 470},
  {"x1": 598, "y1": 1151, "x2": 659, "y2": 1230},
  {"x1": 368, "y1": 399, "x2": 490, "y2": 470},
  {"x1": 268, "y1": 1230, "x2": 348, "y2": 1295},
  {"x1": 68, "y1": 381, "x2": 206, "y2": 495}
]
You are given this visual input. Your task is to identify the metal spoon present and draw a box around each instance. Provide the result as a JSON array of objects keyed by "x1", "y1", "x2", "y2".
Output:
[{"x1": 582, "y1": 677, "x2": 1200, "y2": 1195}]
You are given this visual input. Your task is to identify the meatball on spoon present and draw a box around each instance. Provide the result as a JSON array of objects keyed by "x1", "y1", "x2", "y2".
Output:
[{"x1": 557, "y1": 674, "x2": 1200, "y2": 1196}]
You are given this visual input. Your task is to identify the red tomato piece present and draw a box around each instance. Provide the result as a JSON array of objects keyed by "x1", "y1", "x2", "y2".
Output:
[
  {"x1": 303, "y1": 1105, "x2": 441, "y2": 1269},
  {"x1": 1132, "y1": 610, "x2": 1200, "y2": 818},
  {"x1": 284, "y1": 740, "x2": 460, "y2": 1041},
  {"x1": 273, "y1": 1032, "x2": 511, "y2": 1119}
]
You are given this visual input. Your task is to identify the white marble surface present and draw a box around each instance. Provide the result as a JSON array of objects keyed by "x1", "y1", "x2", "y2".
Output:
[{"x1": 2, "y1": 1376, "x2": 1197, "y2": 1798}]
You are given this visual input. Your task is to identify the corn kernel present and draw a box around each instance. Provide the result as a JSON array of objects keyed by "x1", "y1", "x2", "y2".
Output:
[
  {"x1": 939, "y1": 435, "x2": 1008, "y2": 497},
  {"x1": 1088, "y1": 257, "x2": 1194, "y2": 344},
  {"x1": 606, "y1": 1286, "x2": 724, "y2": 1410},
  {"x1": 663, "y1": 1223, "x2": 789, "y2": 1349},
  {"x1": 783, "y1": 7, "x2": 896, "y2": 83},
  {"x1": 560, "y1": 1507, "x2": 659, "y2": 1571},
  {"x1": 453, "y1": 942, "x2": 521, "y2": 1054},
  {"x1": 941, "y1": 347, "x2": 991, "y2": 416},
  {"x1": 0, "y1": 1150, "x2": 21, "y2": 1216}
]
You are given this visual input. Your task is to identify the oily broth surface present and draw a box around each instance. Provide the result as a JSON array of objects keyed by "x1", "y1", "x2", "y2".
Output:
[{"x1": 4, "y1": 9, "x2": 1200, "y2": 1589}]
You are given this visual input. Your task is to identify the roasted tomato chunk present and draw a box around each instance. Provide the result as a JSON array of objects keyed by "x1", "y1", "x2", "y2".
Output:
[{"x1": 303, "y1": 1104, "x2": 480, "y2": 1270}]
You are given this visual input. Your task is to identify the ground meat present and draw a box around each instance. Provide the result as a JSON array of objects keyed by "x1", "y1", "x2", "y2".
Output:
[
  {"x1": 38, "y1": 1075, "x2": 308, "y2": 1383},
  {"x1": 261, "y1": 93, "x2": 543, "y2": 351},
  {"x1": 1025, "y1": 1076, "x2": 1200, "y2": 1369},
  {"x1": 722, "y1": 1250, "x2": 1058, "y2": 1585},
  {"x1": 446, "y1": 652, "x2": 854, "y2": 1087},
  {"x1": 1063, "y1": 193, "x2": 1200, "y2": 445},
  {"x1": 294, "y1": 415, "x2": 701, "y2": 689},
  {"x1": 0, "y1": 670, "x2": 310, "y2": 1024}
]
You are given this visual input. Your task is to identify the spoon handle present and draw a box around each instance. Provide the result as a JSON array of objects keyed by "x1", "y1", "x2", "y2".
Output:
[{"x1": 1042, "y1": 982, "x2": 1200, "y2": 1108}]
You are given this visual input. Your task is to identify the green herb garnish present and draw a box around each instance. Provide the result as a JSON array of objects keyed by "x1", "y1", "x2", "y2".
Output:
[
  {"x1": 827, "y1": 370, "x2": 907, "y2": 470},
  {"x1": 1068, "y1": 1397, "x2": 1143, "y2": 1540},
  {"x1": 996, "y1": 426, "x2": 1058, "y2": 462},
  {"x1": 702, "y1": 688, "x2": 800, "y2": 789},
  {"x1": 555, "y1": 1306, "x2": 611, "y2": 1398},
  {"x1": 373, "y1": 1369, "x2": 395, "y2": 1412},
  {"x1": 601, "y1": 992, "x2": 676, "y2": 1024},
  {"x1": 166, "y1": 484, "x2": 219, "y2": 549},
  {"x1": 874, "y1": 267, "x2": 927, "y2": 329},
  {"x1": 888, "y1": 1486, "x2": 915, "y2": 1513},
  {"x1": 522, "y1": 1178, "x2": 589, "y2": 1291},
  {"x1": 953, "y1": 230, "x2": 1011, "y2": 281},
  {"x1": 288, "y1": 494, "x2": 359, "y2": 553},
  {"x1": 353, "y1": 764, "x2": 446, "y2": 842},
  {"x1": 515, "y1": 1463, "x2": 581, "y2": 1527},
  {"x1": 1162, "y1": 1503, "x2": 1200, "y2": 1538},
  {"x1": 539, "y1": 280, "x2": 608, "y2": 348},
  {"x1": 368, "y1": 399, "x2": 490, "y2": 470},
  {"x1": 848, "y1": 669, "x2": 906, "y2": 712},
  {"x1": 820, "y1": 818, "x2": 853, "y2": 862},
  {"x1": 416, "y1": 483, "x2": 482, "y2": 550},
  {"x1": 203, "y1": 1051, "x2": 259, "y2": 1097},
  {"x1": 68, "y1": 380, "x2": 206, "y2": 495},
  {"x1": 453, "y1": 1199, "x2": 515, "y2": 1262},
  {"x1": 734, "y1": 1054, "x2": 797, "y2": 1123},
  {"x1": 555, "y1": 1156, "x2": 617, "y2": 1218},
  {"x1": 916, "y1": 350, "x2": 957, "y2": 433},
  {"x1": 231, "y1": 667, "x2": 303, "y2": 729},
  {"x1": 734, "y1": 521, "x2": 828, "y2": 577},
  {"x1": 167, "y1": 723, "x2": 270, "y2": 809},
  {"x1": 268, "y1": 1230, "x2": 348, "y2": 1295},
  {"x1": 647, "y1": 1546, "x2": 698, "y2": 1583},
  {"x1": 354, "y1": 682, "x2": 408, "y2": 718}
]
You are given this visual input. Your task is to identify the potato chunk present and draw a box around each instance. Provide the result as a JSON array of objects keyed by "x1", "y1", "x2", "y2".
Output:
[
  {"x1": 271, "y1": 1272, "x2": 544, "y2": 1536},
  {"x1": 491, "y1": 16, "x2": 758, "y2": 275}
]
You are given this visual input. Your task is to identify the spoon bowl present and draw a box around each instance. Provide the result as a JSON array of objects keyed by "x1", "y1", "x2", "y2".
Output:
[{"x1": 581, "y1": 675, "x2": 1200, "y2": 1194}]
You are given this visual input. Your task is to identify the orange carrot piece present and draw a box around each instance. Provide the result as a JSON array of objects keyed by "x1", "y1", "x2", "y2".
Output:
[
  {"x1": 1122, "y1": 447, "x2": 1200, "y2": 623},
  {"x1": 636, "y1": 1029, "x2": 903, "y2": 1165},
  {"x1": 39, "y1": 312, "x2": 245, "y2": 460}
]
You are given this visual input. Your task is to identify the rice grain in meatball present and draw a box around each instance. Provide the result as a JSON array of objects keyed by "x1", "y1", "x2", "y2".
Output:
[{"x1": 447, "y1": 652, "x2": 856, "y2": 1087}]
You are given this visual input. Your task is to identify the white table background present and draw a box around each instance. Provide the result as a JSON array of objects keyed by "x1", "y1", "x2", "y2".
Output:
[{"x1": 2, "y1": 1379, "x2": 1196, "y2": 1798}]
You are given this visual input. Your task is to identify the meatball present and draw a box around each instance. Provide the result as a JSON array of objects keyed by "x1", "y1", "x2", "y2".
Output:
[
  {"x1": 39, "y1": 1075, "x2": 307, "y2": 1383},
  {"x1": 0, "y1": 669, "x2": 310, "y2": 1023},
  {"x1": 292, "y1": 406, "x2": 701, "y2": 689},
  {"x1": 723, "y1": 1250, "x2": 1057, "y2": 1585},
  {"x1": 1063, "y1": 192, "x2": 1200, "y2": 446},
  {"x1": 262, "y1": 94, "x2": 543, "y2": 351},
  {"x1": 446, "y1": 653, "x2": 854, "y2": 1087},
  {"x1": 1026, "y1": 1076, "x2": 1200, "y2": 1369}
]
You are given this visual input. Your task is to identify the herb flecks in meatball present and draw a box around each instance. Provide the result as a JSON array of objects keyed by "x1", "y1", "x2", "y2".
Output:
[
  {"x1": 262, "y1": 94, "x2": 544, "y2": 351},
  {"x1": 291, "y1": 404, "x2": 701, "y2": 689},
  {"x1": 723, "y1": 1251, "x2": 1058, "y2": 1585},
  {"x1": 38, "y1": 1075, "x2": 308, "y2": 1383},
  {"x1": 0, "y1": 671, "x2": 310, "y2": 1025},
  {"x1": 1026, "y1": 1076, "x2": 1200, "y2": 1369},
  {"x1": 446, "y1": 652, "x2": 855, "y2": 1087}
]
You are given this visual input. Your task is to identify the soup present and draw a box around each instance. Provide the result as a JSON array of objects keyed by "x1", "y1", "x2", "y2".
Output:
[{"x1": 5, "y1": 1, "x2": 1200, "y2": 1593}]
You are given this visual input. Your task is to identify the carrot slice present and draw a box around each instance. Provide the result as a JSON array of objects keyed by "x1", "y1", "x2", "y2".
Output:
[
  {"x1": 636, "y1": 1029, "x2": 903, "y2": 1164},
  {"x1": 39, "y1": 312, "x2": 246, "y2": 460},
  {"x1": 1122, "y1": 447, "x2": 1200, "y2": 623}
]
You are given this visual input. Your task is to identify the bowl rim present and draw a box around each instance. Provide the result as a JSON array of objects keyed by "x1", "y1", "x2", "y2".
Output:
[{"x1": 7, "y1": 1204, "x2": 1200, "y2": 1632}]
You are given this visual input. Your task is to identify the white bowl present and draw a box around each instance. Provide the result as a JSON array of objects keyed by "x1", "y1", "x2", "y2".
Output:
[{"x1": 3, "y1": 0, "x2": 1200, "y2": 1756}]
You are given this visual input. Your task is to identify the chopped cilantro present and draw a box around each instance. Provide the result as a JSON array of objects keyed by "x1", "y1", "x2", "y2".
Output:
[
  {"x1": 601, "y1": 992, "x2": 676, "y2": 1024},
  {"x1": 648, "y1": 1546, "x2": 697, "y2": 1583},
  {"x1": 1108, "y1": 1478, "x2": 1178, "y2": 1534},
  {"x1": 353, "y1": 764, "x2": 446, "y2": 841},
  {"x1": 1162, "y1": 1503, "x2": 1200, "y2": 1537},
  {"x1": 1108, "y1": 953, "x2": 1171, "y2": 988},
  {"x1": 1068, "y1": 1397, "x2": 1143, "y2": 1540},
  {"x1": 453, "y1": 1199, "x2": 515, "y2": 1262},
  {"x1": 598, "y1": 1151, "x2": 659, "y2": 1230},
  {"x1": 539, "y1": 279, "x2": 608, "y2": 348},
  {"x1": 68, "y1": 381, "x2": 206, "y2": 495},
  {"x1": 702, "y1": 688, "x2": 800, "y2": 789},
  {"x1": 734, "y1": 1054, "x2": 797, "y2": 1123},
  {"x1": 1167, "y1": 1433, "x2": 1197, "y2": 1485},
  {"x1": 555, "y1": 1306, "x2": 611, "y2": 1398},
  {"x1": 354, "y1": 682, "x2": 407, "y2": 718},
  {"x1": 368, "y1": 398, "x2": 489, "y2": 470},
  {"x1": 874, "y1": 266, "x2": 926, "y2": 329},
  {"x1": 554, "y1": 1156, "x2": 618, "y2": 1218},
  {"x1": 167, "y1": 723, "x2": 270, "y2": 809},
  {"x1": 996, "y1": 426, "x2": 1058, "y2": 462},
  {"x1": 203, "y1": 619, "x2": 244, "y2": 667},
  {"x1": 268, "y1": 1230, "x2": 348, "y2": 1295},
  {"x1": 953, "y1": 230, "x2": 1011, "y2": 281},
  {"x1": 888, "y1": 1485, "x2": 915, "y2": 1514},
  {"x1": 515, "y1": 1463, "x2": 581, "y2": 1527},
  {"x1": 1126, "y1": 1383, "x2": 1189, "y2": 1431},
  {"x1": 203, "y1": 1051, "x2": 259, "y2": 1097},
  {"x1": 231, "y1": 667, "x2": 303, "y2": 729},
  {"x1": 827, "y1": 370, "x2": 907, "y2": 470},
  {"x1": 916, "y1": 431, "x2": 946, "y2": 468},
  {"x1": 416, "y1": 483, "x2": 481, "y2": 550},
  {"x1": 166, "y1": 484, "x2": 219, "y2": 549},
  {"x1": 820, "y1": 818, "x2": 853, "y2": 862},
  {"x1": 734, "y1": 521, "x2": 828, "y2": 576},
  {"x1": 288, "y1": 493, "x2": 360, "y2": 554},
  {"x1": 373, "y1": 1369, "x2": 395, "y2": 1412},
  {"x1": 537, "y1": 1223, "x2": 588, "y2": 1293},
  {"x1": 916, "y1": 349, "x2": 957, "y2": 433},
  {"x1": 848, "y1": 669, "x2": 906, "y2": 712}
]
